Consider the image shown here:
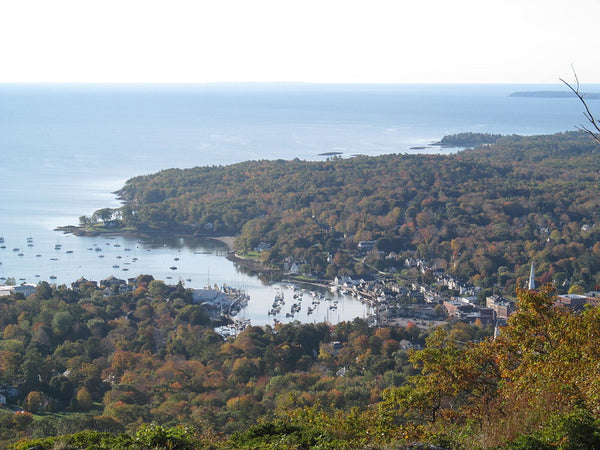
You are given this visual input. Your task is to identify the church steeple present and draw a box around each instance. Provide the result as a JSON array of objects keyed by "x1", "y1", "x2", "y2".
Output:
[{"x1": 528, "y1": 262, "x2": 535, "y2": 290}]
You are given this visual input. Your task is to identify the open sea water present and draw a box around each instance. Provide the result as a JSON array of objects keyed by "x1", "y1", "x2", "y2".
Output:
[{"x1": 0, "y1": 82, "x2": 596, "y2": 325}]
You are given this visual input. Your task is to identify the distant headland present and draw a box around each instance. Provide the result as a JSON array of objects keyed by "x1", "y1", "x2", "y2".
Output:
[{"x1": 510, "y1": 91, "x2": 600, "y2": 99}]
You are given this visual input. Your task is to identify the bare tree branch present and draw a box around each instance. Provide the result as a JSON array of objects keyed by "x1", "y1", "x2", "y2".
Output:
[{"x1": 560, "y1": 67, "x2": 600, "y2": 145}]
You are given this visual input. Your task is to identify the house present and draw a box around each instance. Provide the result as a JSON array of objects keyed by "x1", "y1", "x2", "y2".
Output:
[
  {"x1": 253, "y1": 242, "x2": 271, "y2": 252},
  {"x1": 286, "y1": 262, "x2": 301, "y2": 275},
  {"x1": 555, "y1": 294, "x2": 588, "y2": 312},
  {"x1": 458, "y1": 296, "x2": 479, "y2": 305},
  {"x1": 193, "y1": 288, "x2": 222, "y2": 304},
  {"x1": 486, "y1": 295, "x2": 515, "y2": 320},
  {"x1": 103, "y1": 219, "x2": 121, "y2": 228},
  {"x1": 334, "y1": 275, "x2": 359, "y2": 287},
  {"x1": 464, "y1": 308, "x2": 495, "y2": 326},
  {"x1": 336, "y1": 367, "x2": 348, "y2": 377},
  {"x1": 71, "y1": 277, "x2": 98, "y2": 291},
  {"x1": 100, "y1": 275, "x2": 127, "y2": 290},
  {"x1": 0, "y1": 386, "x2": 19, "y2": 402},
  {"x1": 0, "y1": 284, "x2": 36, "y2": 298},
  {"x1": 443, "y1": 300, "x2": 476, "y2": 318},
  {"x1": 405, "y1": 258, "x2": 419, "y2": 268},
  {"x1": 357, "y1": 240, "x2": 376, "y2": 251},
  {"x1": 0, "y1": 286, "x2": 13, "y2": 297},
  {"x1": 399, "y1": 339, "x2": 421, "y2": 351},
  {"x1": 100, "y1": 275, "x2": 127, "y2": 293}
]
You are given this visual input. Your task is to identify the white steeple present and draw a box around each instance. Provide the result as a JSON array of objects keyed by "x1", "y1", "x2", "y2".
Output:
[{"x1": 528, "y1": 262, "x2": 535, "y2": 290}]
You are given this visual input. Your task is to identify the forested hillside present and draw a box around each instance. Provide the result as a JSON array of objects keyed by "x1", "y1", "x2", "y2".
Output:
[
  {"x1": 91, "y1": 131, "x2": 600, "y2": 293},
  {"x1": 6, "y1": 283, "x2": 600, "y2": 448},
  {"x1": 0, "y1": 278, "x2": 445, "y2": 448}
]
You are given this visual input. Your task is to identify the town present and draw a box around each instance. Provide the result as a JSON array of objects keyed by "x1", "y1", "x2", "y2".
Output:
[{"x1": 3, "y1": 252, "x2": 596, "y2": 339}]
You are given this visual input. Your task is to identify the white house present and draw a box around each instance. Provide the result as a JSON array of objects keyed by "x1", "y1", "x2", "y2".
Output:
[{"x1": 0, "y1": 284, "x2": 36, "y2": 298}]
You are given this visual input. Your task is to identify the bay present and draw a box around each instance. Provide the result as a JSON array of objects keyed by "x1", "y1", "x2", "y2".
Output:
[{"x1": 0, "y1": 82, "x2": 596, "y2": 326}]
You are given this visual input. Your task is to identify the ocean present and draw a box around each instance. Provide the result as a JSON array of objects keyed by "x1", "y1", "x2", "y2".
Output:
[{"x1": 0, "y1": 82, "x2": 596, "y2": 325}]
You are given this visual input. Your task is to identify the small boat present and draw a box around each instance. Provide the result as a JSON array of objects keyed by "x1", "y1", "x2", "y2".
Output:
[{"x1": 169, "y1": 266, "x2": 177, "y2": 270}]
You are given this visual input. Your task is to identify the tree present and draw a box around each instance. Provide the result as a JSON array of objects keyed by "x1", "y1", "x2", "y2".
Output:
[
  {"x1": 568, "y1": 284, "x2": 586, "y2": 295},
  {"x1": 148, "y1": 280, "x2": 168, "y2": 299},
  {"x1": 79, "y1": 215, "x2": 90, "y2": 227},
  {"x1": 379, "y1": 285, "x2": 600, "y2": 446},
  {"x1": 75, "y1": 387, "x2": 93, "y2": 411},
  {"x1": 561, "y1": 69, "x2": 600, "y2": 145},
  {"x1": 52, "y1": 311, "x2": 74, "y2": 336},
  {"x1": 23, "y1": 391, "x2": 43, "y2": 413},
  {"x1": 95, "y1": 208, "x2": 114, "y2": 222},
  {"x1": 12, "y1": 411, "x2": 34, "y2": 430}
]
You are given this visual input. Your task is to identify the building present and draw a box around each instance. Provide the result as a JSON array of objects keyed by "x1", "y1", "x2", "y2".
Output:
[
  {"x1": 0, "y1": 284, "x2": 36, "y2": 298},
  {"x1": 486, "y1": 295, "x2": 515, "y2": 320},
  {"x1": 71, "y1": 277, "x2": 98, "y2": 291},
  {"x1": 555, "y1": 294, "x2": 588, "y2": 312},
  {"x1": 357, "y1": 240, "x2": 376, "y2": 251},
  {"x1": 528, "y1": 262, "x2": 536, "y2": 290}
]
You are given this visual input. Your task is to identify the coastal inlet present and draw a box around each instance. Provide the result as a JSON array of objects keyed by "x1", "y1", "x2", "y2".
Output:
[{"x1": 0, "y1": 233, "x2": 370, "y2": 327}]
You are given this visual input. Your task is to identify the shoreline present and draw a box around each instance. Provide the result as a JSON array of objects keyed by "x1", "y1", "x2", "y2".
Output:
[
  {"x1": 211, "y1": 235, "x2": 236, "y2": 249},
  {"x1": 55, "y1": 225, "x2": 238, "y2": 250}
]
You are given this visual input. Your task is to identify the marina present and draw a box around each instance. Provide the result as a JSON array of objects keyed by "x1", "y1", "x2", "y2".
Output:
[{"x1": 0, "y1": 232, "x2": 371, "y2": 327}]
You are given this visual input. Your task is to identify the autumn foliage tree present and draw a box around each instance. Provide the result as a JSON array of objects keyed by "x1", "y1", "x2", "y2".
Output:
[{"x1": 380, "y1": 285, "x2": 600, "y2": 448}]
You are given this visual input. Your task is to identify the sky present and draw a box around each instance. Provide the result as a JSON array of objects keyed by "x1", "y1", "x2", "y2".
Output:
[{"x1": 1, "y1": 0, "x2": 600, "y2": 84}]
